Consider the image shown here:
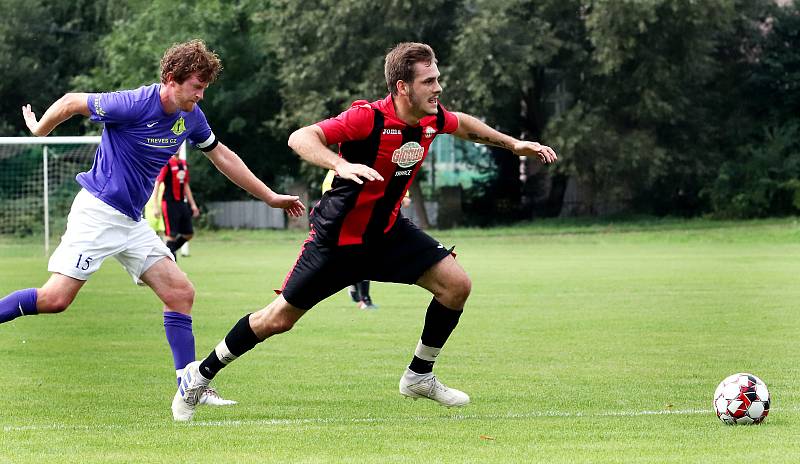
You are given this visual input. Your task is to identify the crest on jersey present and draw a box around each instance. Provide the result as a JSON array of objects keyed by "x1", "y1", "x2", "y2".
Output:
[
  {"x1": 176, "y1": 170, "x2": 186, "y2": 181},
  {"x1": 171, "y1": 117, "x2": 186, "y2": 136},
  {"x1": 392, "y1": 142, "x2": 424, "y2": 168},
  {"x1": 424, "y1": 126, "x2": 437, "y2": 138}
]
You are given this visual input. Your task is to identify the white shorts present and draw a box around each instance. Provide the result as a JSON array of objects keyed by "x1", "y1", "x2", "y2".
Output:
[{"x1": 48, "y1": 189, "x2": 174, "y2": 285}]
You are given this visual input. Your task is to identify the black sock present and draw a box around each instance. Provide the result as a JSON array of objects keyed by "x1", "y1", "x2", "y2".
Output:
[
  {"x1": 166, "y1": 240, "x2": 179, "y2": 260},
  {"x1": 199, "y1": 314, "x2": 263, "y2": 379},
  {"x1": 408, "y1": 298, "x2": 463, "y2": 374},
  {"x1": 358, "y1": 281, "x2": 371, "y2": 301},
  {"x1": 174, "y1": 235, "x2": 188, "y2": 249}
]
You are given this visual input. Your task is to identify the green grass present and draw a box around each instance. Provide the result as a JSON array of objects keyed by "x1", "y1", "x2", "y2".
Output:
[{"x1": 2, "y1": 218, "x2": 800, "y2": 463}]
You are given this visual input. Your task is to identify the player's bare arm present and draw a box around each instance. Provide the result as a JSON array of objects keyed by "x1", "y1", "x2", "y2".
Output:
[
  {"x1": 288, "y1": 125, "x2": 384, "y2": 185},
  {"x1": 22, "y1": 93, "x2": 91, "y2": 137},
  {"x1": 185, "y1": 183, "x2": 200, "y2": 217},
  {"x1": 204, "y1": 142, "x2": 305, "y2": 217},
  {"x1": 452, "y1": 112, "x2": 558, "y2": 164},
  {"x1": 152, "y1": 180, "x2": 164, "y2": 218}
]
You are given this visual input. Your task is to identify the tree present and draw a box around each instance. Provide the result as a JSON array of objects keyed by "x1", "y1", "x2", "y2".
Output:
[
  {"x1": 73, "y1": 0, "x2": 296, "y2": 202},
  {"x1": 0, "y1": 0, "x2": 128, "y2": 135}
]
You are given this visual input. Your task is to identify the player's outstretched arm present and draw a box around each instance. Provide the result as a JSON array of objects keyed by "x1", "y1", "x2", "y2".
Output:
[
  {"x1": 288, "y1": 125, "x2": 384, "y2": 185},
  {"x1": 452, "y1": 112, "x2": 557, "y2": 164},
  {"x1": 204, "y1": 142, "x2": 305, "y2": 217},
  {"x1": 22, "y1": 93, "x2": 90, "y2": 137}
]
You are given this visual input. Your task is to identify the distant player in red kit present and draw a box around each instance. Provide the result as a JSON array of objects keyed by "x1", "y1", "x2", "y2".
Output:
[
  {"x1": 172, "y1": 42, "x2": 557, "y2": 421},
  {"x1": 153, "y1": 154, "x2": 198, "y2": 261}
]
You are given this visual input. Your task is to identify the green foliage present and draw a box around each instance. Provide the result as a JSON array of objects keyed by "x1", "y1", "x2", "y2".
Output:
[
  {"x1": 73, "y1": 0, "x2": 298, "y2": 198},
  {"x1": 0, "y1": 0, "x2": 128, "y2": 135},
  {"x1": 705, "y1": 121, "x2": 800, "y2": 217},
  {"x1": 261, "y1": 0, "x2": 460, "y2": 131},
  {"x1": 1, "y1": 0, "x2": 798, "y2": 219},
  {"x1": 704, "y1": 1, "x2": 800, "y2": 218}
]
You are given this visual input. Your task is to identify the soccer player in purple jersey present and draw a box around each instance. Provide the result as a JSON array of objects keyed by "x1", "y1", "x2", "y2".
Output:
[
  {"x1": 0, "y1": 40, "x2": 305, "y2": 409},
  {"x1": 172, "y1": 42, "x2": 556, "y2": 421}
]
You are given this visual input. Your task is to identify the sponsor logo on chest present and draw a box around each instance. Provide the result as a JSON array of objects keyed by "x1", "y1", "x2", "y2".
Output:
[{"x1": 391, "y1": 141, "x2": 424, "y2": 168}]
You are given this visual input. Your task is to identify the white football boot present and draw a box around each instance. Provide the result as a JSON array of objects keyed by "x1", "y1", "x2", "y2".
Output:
[
  {"x1": 199, "y1": 387, "x2": 237, "y2": 406},
  {"x1": 172, "y1": 361, "x2": 210, "y2": 421},
  {"x1": 399, "y1": 368, "x2": 470, "y2": 407}
]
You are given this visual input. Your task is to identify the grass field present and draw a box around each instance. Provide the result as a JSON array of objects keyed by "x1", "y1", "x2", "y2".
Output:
[{"x1": 2, "y1": 218, "x2": 800, "y2": 463}]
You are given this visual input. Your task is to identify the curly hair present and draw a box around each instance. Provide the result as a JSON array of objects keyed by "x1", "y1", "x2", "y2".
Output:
[
  {"x1": 384, "y1": 42, "x2": 437, "y2": 95},
  {"x1": 160, "y1": 39, "x2": 222, "y2": 84}
]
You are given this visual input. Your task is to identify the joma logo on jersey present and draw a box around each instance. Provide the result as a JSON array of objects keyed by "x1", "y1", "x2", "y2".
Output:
[
  {"x1": 383, "y1": 129, "x2": 402, "y2": 135},
  {"x1": 171, "y1": 117, "x2": 186, "y2": 136},
  {"x1": 391, "y1": 141, "x2": 424, "y2": 168}
]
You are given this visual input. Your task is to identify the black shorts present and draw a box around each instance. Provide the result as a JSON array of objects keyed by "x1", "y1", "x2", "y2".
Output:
[
  {"x1": 161, "y1": 201, "x2": 194, "y2": 237},
  {"x1": 280, "y1": 217, "x2": 452, "y2": 310}
]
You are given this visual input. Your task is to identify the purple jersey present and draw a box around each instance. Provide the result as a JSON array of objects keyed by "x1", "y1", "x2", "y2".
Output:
[{"x1": 80, "y1": 83, "x2": 216, "y2": 220}]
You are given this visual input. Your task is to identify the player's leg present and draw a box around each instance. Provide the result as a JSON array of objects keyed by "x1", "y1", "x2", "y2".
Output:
[
  {"x1": 357, "y1": 280, "x2": 378, "y2": 309},
  {"x1": 172, "y1": 295, "x2": 307, "y2": 421},
  {"x1": 1, "y1": 189, "x2": 121, "y2": 323},
  {"x1": 166, "y1": 203, "x2": 194, "y2": 258},
  {"x1": 348, "y1": 284, "x2": 361, "y2": 303},
  {"x1": 375, "y1": 218, "x2": 471, "y2": 406},
  {"x1": 0, "y1": 273, "x2": 85, "y2": 323},
  {"x1": 398, "y1": 255, "x2": 471, "y2": 406},
  {"x1": 172, "y1": 234, "x2": 351, "y2": 420},
  {"x1": 140, "y1": 256, "x2": 196, "y2": 375}
]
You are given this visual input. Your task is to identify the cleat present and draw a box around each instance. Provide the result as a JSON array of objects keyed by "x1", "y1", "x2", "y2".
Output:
[
  {"x1": 172, "y1": 361, "x2": 210, "y2": 421},
  {"x1": 199, "y1": 387, "x2": 237, "y2": 406},
  {"x1": 399, "y1": 369, "x2": 470, "y2": 407},
  {"x1": 348, "y1": 285, "x2": 361, "y2": 303},
  {"x1": 358, "y1": 297, "x2": 378, "y2": 310}
]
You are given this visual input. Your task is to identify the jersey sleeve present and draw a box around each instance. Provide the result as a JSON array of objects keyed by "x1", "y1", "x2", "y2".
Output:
[
  {"x1": 156, "y1": 164, "x2": 168, "y2": 182},
  {"x1": 186, "y1": 106, "x2": 218, "y2": 152},
  {"x1": 439, "y1": 103, "x2": 459, "y2": 134},
  {"x1": 87, "y1": 90, "x2": 143, "y2": 124},
  {"x1": 316, "y1": 102, "x2": 375, "y2": 145}
]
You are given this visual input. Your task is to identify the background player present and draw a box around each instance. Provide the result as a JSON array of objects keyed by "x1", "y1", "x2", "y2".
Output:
[
  {"x1": 153, "y1": 153, "x2": 199, "y2": 261},
  {"x1": 0, "y1": 39, "x2": 305, "y2": 407},
  {"x1": 172, "y1": 42, "x2": 556, "y2": 421}
]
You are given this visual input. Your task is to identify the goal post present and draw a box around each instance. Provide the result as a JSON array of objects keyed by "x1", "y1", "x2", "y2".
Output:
[{"x1": 0, "y1": 136, "x2": 100, "y2": 255}]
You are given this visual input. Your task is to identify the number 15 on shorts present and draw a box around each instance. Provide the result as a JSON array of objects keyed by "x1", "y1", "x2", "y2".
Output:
[{"x1": 75, "y1": 253, "x2": 94, "y2": 271}]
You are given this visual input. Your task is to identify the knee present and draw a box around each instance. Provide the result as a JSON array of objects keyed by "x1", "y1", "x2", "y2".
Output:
[
  {"x1": 450, "y1": 274, "x2": 472, "y2": 305},
  {"x1": 36, "y1": 291, "x2": 72, "y2": 313},
  {"x1": 167, "y1": 280, "x2": 195, "y2": 313},
  {"x1": 435, "y1": 272, "x2": 471, "y2": 309},
  {"x1": 250, "y1": 310, "x2": 296, "y2": 338}
]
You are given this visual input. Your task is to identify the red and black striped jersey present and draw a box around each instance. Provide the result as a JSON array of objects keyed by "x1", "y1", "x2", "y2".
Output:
[
  {"x1": 314, "y1": 94, "x2": 459, "y2": 246},
  {"x1": 156, "y1": 157, "x2": 190, "y2": 203}
]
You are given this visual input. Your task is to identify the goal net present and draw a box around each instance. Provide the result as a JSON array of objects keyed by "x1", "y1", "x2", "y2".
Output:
[{"x1": 0, "y1": 136, "x2": 100, "y2": 254}]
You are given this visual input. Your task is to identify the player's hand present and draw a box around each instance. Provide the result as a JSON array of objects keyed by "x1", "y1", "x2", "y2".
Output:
[
  {"x1": 335, "y1": 161, "x2": 384, "y2": 185},
  {"x1": 268, "y1": 194, "x2": 306, "y2": 217},
  {"x1": 191, "y1": 205, "x2": 200, "y2": 218},
  {"x1": 513, "y1": 141, "x2": 558, "y2": 164},
  {"x1": 153, "y1": 208, "x2": 161, "y2": 218},
  {"x1": 22, "y1": 104, "x2": 41, "y2": 136}
]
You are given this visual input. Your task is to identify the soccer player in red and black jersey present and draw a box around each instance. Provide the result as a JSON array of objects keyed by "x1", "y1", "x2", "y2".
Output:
[
  {"x1": 153, "y1": 154, "x2": 199, "y2": 261},
  {"x1": 172, "y1": 42, "x2": 557, "y2": 420}
]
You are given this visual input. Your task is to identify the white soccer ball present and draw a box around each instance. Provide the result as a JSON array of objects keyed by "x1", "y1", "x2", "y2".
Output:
[{"x1": 713, "y1": 373, "x2": 770, "y2": 425}]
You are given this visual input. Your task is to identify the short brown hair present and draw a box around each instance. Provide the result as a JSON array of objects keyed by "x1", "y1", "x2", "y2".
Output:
[
  {"x1": 160, "y1": 39, "x2": 222, "y2": 84},
  {"x1": 384, "y1": 42, "x2": 437, "y2": 95}
]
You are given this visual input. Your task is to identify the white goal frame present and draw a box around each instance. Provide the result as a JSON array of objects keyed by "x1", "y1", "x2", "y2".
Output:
[
  {"x1": 0, "y1": 136, "x2": 188, "y2": 256},
  {"x1": 0, "y1": 136, "x2": 100, "y2": 254}
]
